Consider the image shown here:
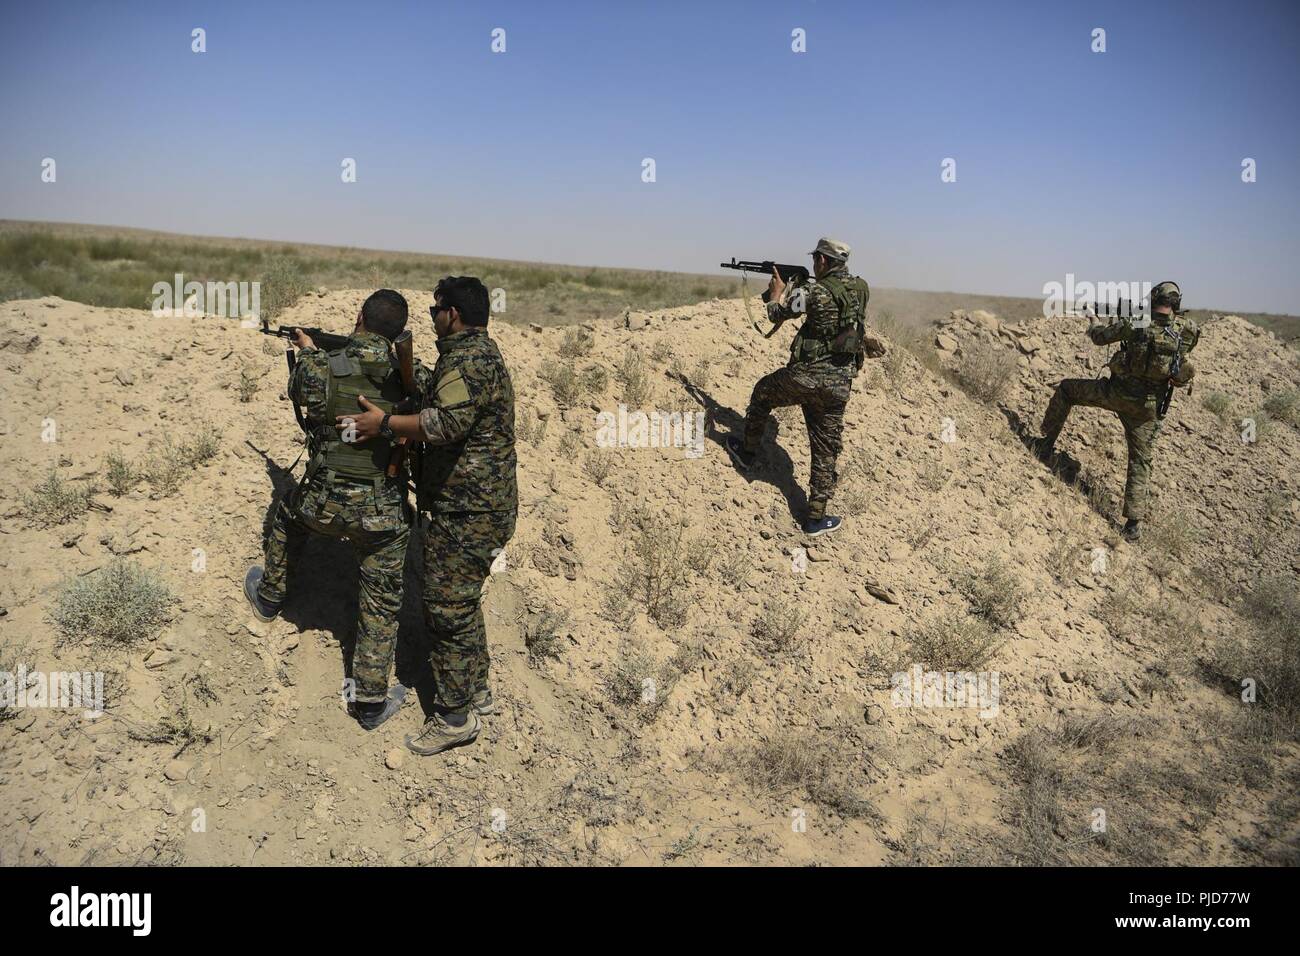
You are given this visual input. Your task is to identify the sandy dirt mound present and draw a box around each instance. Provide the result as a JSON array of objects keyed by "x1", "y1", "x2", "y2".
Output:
[{"x1": 0, "y1": 292, "x2": 1295, "y2": 865}]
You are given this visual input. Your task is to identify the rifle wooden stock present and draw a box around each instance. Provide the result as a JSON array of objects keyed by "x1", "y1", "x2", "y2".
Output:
[{"x1": 385, "y1": 331, "x2": 420, "y2": 479}]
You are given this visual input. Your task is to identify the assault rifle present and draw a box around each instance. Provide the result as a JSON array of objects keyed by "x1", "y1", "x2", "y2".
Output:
[
  {"x1": 719, "y1": 259, "x2": 811, "y2": 302},
  {"x1": 259, "y1": 324, "x2": 351, "y2": 355},
  {"x1": 1156, "y1": 328, "x2": 1185, "y2": 420},
  {"x1": 260, "y1": 322, "x2": 352, "y2": 434},
  {"x1": 720, "y1": 258, "x2": 812, "y2": 337}
]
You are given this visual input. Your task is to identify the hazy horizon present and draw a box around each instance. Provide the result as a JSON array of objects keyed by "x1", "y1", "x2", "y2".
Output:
[{"x1": 2, "y1": 0, "x2": 1298, "y2": 313}]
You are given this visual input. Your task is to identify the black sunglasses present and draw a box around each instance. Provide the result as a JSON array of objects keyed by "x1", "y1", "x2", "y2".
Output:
[{"x1": 429, "y1": 303, "x2": 453, "y2": 318}]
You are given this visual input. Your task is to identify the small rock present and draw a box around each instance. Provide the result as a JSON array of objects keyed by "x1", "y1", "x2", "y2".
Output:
[
  {"x1": 384, "y1": 749, "x2": 405, "y2": 771},
  {"x1": 863, "y1": 579, "x2": 899, "y2": 605}
]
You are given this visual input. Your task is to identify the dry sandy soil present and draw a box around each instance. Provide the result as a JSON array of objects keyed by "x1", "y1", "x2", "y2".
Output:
[{"x1": 1, "y1": 289, "x2": 1297, "y2": 866}]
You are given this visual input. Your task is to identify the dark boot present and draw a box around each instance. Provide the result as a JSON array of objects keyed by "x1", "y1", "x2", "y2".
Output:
[{"x1": 351, "y1": 684, "x2": 407, "y2": 731}]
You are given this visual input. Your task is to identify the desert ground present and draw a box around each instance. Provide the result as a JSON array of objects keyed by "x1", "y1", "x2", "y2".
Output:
[{"x1": 1, "y1": 283, "x2": 1298, "y2": 866}]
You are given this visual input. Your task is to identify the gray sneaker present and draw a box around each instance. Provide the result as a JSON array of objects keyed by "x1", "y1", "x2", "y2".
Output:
[
  {"x1": 243, "y1": 566, "x2": 281, "y2": 623},
  {"x1": 405, "y1": 711, "x2": 480, "y2": 756},
  {"x1": 472, "y1": 688, "x2": 495, "y2": 716},
  {"x1": 352, "y1": 683, "x2": 408, "y2": 731}
]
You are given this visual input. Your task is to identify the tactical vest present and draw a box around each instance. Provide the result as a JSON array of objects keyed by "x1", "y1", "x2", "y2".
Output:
[
  {"x1": 313, "y1": 348, "x2": 405, "y2": 480},
  {"x1": 793, "y1": 273, "x2": 870, "y2": 363},
  {"x1": 1109, "y1": 317, "x2": 1199, "y2": 385}
]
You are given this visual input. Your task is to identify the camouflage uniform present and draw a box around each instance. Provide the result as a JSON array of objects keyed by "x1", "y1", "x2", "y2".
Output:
[
  {"x1": 258, "y1": 331, "x2": 412, "y2": 704},
  {"x1": 741, "y1": 263, "x2": 871, "y2": 520},
  {"x1": 414, "y1": 328, "x2": 518, "y2": 714},
  {"x1": 1040, "y1": 313, "x2": 1199, "y2": 520}
]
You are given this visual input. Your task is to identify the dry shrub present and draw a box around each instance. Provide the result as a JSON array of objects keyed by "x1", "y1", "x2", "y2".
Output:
[
  {"x1": 955, "y1": 340, "x2": 1017, "y2": 403},
  {"x1": 617, "y1": 347, "x2": 652, "y2": 407},
  {"x1": 955, "y1": 556, "x2": 1027, "y2": 629},
  {"x1": 50, "y1": 559, "x2": 177, "y2": 645},
  {"x1": 751, "y1": 596, "x2": 808, "y2": 654},
  {"x1": 905, "y1": 609, "x2": 1005, "y2": 671},
  {"x1": 25, "y1": 467, "x2": 94, "y2": 527},
  {"x1": 539, "y1": 359, "x2": 583, "y2": 406}
]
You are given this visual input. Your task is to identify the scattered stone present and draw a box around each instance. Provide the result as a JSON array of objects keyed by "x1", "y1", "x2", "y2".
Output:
[
  {"x1": 863, "y1": 579, "x2": 899, "y2": 605},
  {"x1": 384, "y1": 749, "x2": 405, "y2": 771}
]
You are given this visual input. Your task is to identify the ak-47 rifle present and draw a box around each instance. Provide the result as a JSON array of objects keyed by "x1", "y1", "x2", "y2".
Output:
[
  {"x1": 259, "y1": 321, "x2": 352, "y2": 435},
  {"x1": 720, "y1": 258, "x2": 812, "y2": 337}
]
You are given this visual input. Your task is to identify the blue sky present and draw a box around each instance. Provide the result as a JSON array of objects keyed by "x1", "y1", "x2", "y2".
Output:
[{"x1": 1, "y1": 0, "x2": 1297, "y2": 312}]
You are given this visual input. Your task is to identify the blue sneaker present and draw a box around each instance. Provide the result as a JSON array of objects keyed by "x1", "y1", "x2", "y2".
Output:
[
  {"x1": 725, "y1": 436, "x2": 757, "y2": 472},
  {"x1": 802, "y1": 515, "x2": 843, "y2": 537}
]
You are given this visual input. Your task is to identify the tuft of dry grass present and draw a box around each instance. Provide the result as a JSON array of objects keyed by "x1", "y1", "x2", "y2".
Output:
[
  {"x1": 718, "y1": 733, "x2": 879, "y2": 822},
  {"x1": 24, "y1": 467, "x2": 95, "y2": 527},
  {"x1": 751, "y1": 596, "x2": 808, "y2": 654},
  {"x1": 1201, "y1": 390, "x2": 1233, "y2": 422},
  {"x1": 539, "y1": 359, "x2": 583, "y2": 406},
  {"x1": 617, "y1": 346, "x2": 653, "y2": 407},
  {"x1": 905, "y1": 609, "x2": 1005, "y2": 671},
  {"x1": 955, "y1": 556, "x2": 1027, "y2": 629},
  {"x1": 953, "y1": 340, "x2": 1017, "y2": 404}
]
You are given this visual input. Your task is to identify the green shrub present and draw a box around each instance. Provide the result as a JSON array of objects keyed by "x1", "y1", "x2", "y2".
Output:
[
  {"x1": 578, "y1": 363, "x2": 609, "y2": 395},
  {"x1": 525, "y1": 610, "x2": 568, "y2": 663},
  {"x1": 618, "y1": 347, "x2": 652, "y2": 407},
  {"x1": 751, "y1": 596, "x2": 808, "y2": 654},
  {"x1": 1215, "y1": 577, "x2": 1300, "y2": 727},
  {"x1": 0, "y1": 639, "x2": 34, "y2": 722}
]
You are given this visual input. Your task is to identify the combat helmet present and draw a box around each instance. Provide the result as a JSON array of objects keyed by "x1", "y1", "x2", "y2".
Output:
[{"x1": 1150, "y1": 281, "x2": 1182, "y2": 319}]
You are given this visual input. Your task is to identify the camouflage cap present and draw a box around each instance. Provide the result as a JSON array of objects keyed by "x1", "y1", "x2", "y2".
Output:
[{"x1": 809, "y1": 237, "x2": 851, "y2": 261}]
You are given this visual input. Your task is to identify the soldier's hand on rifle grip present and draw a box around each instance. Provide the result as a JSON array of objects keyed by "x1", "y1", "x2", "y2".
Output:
[
  {"x1": 291, "y1": 328, "x2": 315, "y2": 350},
  {"x1": 767, "y1": 265, "x2": 786, "y2": 306}
]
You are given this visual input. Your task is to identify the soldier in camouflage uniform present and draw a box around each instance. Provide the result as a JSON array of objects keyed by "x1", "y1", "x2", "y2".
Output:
[
  {"x1": 243, "y1": 289, "x2": 417, "y2": 731},
  {"x1": 340, "y1": 276, "x2": 517, "y2": 755},
  {"x1": 1036, "y1": 281, "x2": 1199, "y2": 542},
  {"x1": 726, "y1": 238, "x2": 886, "y2": 535}
]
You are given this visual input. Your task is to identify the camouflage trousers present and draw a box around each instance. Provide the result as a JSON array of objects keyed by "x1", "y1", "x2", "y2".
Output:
[
  {"x1": 1041, "y1": 376, "x2": 1162, "y2": 520},
  {"x1": 260, "y1": 472, "x2": 410, "y2": 703},
  {"x1": 422, "y1": 510, "x2": 517, "y2": 714},
  {"x1": 742, "y1": 365, "x2": 853, "y2": 520}
]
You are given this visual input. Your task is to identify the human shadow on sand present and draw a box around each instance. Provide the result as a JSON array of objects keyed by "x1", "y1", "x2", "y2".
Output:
[
  {"x1": 672, "y1": 372, "x2": 809, "y2": 525},
  {"x1": 249, "y1": 443, "x2": 434, "y2": 716},
  {"x1": 999, "y1": 408, "x2": 1119, "y2": 523}
]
